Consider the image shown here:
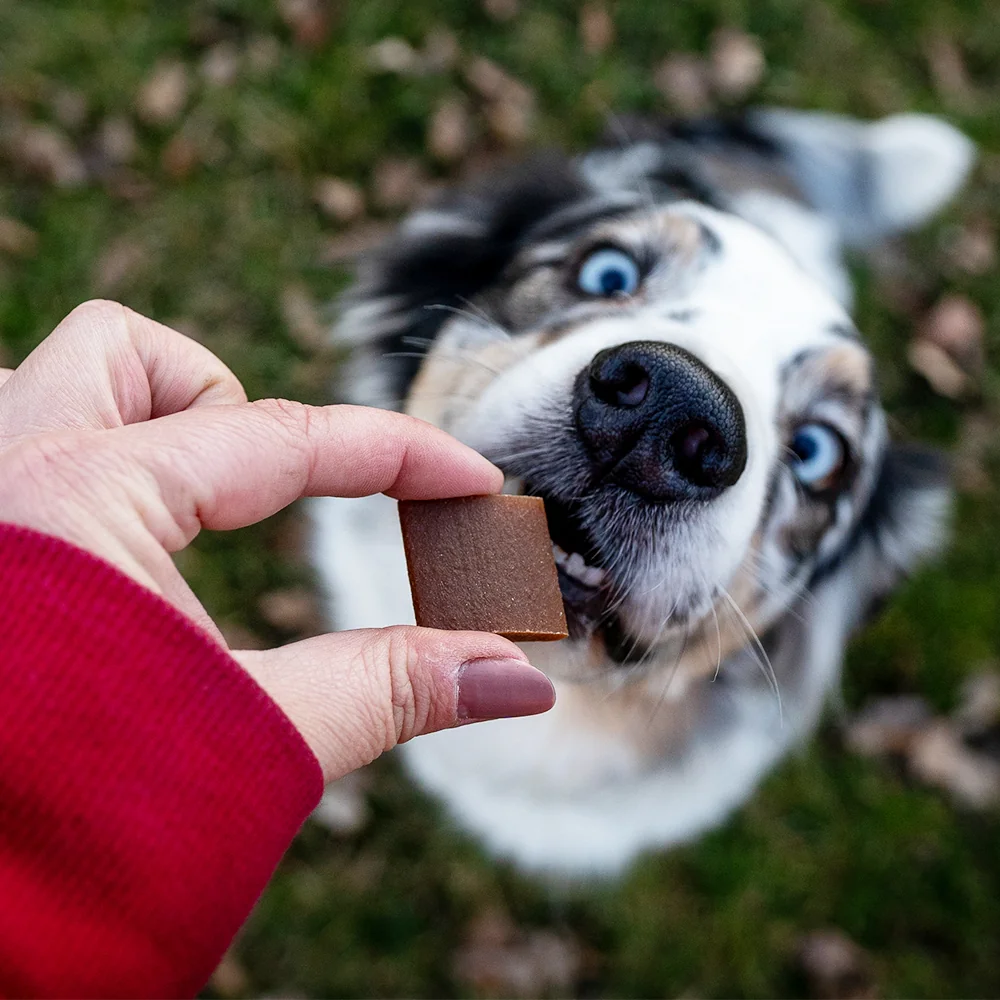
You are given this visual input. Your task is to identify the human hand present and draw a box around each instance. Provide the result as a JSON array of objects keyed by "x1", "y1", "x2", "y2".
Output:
[{"x1": 0, "y1": 301, "x2": 554, "y2": 782}]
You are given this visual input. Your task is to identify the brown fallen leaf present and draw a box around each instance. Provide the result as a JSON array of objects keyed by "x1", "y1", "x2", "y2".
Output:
[
  {"x1": 366, "y1": 37, "x2": 421, "y2": 75},
  {"x1": 312, "y1": 771, "x2": 371, "y2": 836},
  {"x1": 919, "y1": 293, "x2": 985, "y2": 364},
  {"x1": 96, "y1": 116, "x2": 138, "y2": 166},
  {"x1": 798, "y1": 929, "x2": 877, "y2": 1000},
  {"x1": 422, "y1": 27, "x2": 461, "y2": 74},
  {"x1": 277, "y1": 0, "x2": 333, "y2": 50},
  {"x1": 10, "y1": 123, "x2": 87, "y2": 188},
  {"x1": 942, "y1": 220, "x2": 996, "y2": 276},
  {"x1": 218, "y1": 622, "x2": 269, "y2": 651},
  {"x1": 209, "y1": 949, "x2": 250, "y2": 999},
  {"x1": 93, "y1": 236, "x2": 152, "y2": 295},
  {"x1": 137, "y1": 60, "x2": 191, "y2": 127},
  {"x1": 453, "y1": 908, "x2": 583, "y2": 998},
  {"x1": 580, "y1": 2, "x2": 615, "y2": 56},
  {"x1": 257, "y1": 585, "x2": 323, "y2": 633},
  {"x1": 50, "y1": 88, "x2": 89, "y2": 131},
  {"x1": 280, "y1": 282, "x2": 328, "y2": 351},
  {"x1": 0, "y1": 217, "x2": 39, "y2": 258},
  {"x1": 371, "y1": 157, "x2": 428, "y2": 211},
  {"x1": 908, "y1": 720, "x2": 1000, "y2": 808},
  {"x1": 653, "y1": 54, "x2": 712, "y2": 115},
  {"x1": 954, "y1": 667, "x2": 1000, "y2": 735},
  {"x1": 925, "y1": 34, "x2": 976, "y2": 109},
  {"x1": 482, "y1": 0, "x2": 520, "y2": 22},
  {"x1": 428, "y1": 97, "x2": 472, "y2": 163},
  {"x1": 465, "y1": 56, "x2": 531, "y2": 104},
  {"x1": 200, "y1": 41, "x2": 242, "y2": 88},
  {"x1": 709, "y1": 28, "x2": 765, "y2": 100},
  {"x1": 845, "y1": 695, "x2": 932, "y2": 757},
  {"x1": 313, "y1": 176, "x2": 365, "y2": 223},
  {"x1": 907, "y1": 338, "x2": 968, "y2": 398},
  {"x1": 161, "y1": 130, "x2": 201, "y2": 180},
  {"x1": 318, "y1": 221, "x2": 394, "y2": 264},
  {"x1": 953, "y1": 411, "x2": 998, "y2": 493}
]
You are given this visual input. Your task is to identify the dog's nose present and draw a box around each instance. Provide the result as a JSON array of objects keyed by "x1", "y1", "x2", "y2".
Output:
[{"x1": 574, "y1": 341, "x2": 747, "y2": 501}]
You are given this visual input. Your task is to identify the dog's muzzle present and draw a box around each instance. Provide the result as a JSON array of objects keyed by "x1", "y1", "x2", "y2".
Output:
[{"x1": 573, "y1": 340, "x2": 747, "y2": 501}]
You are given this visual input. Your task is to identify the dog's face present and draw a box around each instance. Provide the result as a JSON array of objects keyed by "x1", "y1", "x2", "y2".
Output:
[{"x1": 339, "y1": 137, "x2": 952, "y2": 682}]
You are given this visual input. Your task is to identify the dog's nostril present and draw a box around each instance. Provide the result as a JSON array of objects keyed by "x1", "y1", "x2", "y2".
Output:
[
  {"x1": 671, "y1": 421, "x2": 728, "y2": 488},
  {"x1": 589, "y1": 359, "x2": 650, "y2": 408}
]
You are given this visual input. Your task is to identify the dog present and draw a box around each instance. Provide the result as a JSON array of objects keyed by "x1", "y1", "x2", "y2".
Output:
[{"x1": 311, "y1": 107, "x2": 973, "y2": 875}]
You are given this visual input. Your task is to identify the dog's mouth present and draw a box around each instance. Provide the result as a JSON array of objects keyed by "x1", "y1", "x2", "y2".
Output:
[{"x1": 525, "y1": 487, "x2": 619, "y2": 644}]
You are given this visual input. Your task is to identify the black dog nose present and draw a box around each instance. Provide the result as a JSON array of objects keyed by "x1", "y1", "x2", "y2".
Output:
[{"x1": 574, "y1": 341, "x2": 747, "y2": 502}]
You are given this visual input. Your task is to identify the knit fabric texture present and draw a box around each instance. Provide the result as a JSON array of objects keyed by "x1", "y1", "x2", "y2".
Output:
[{"x1": 0, "y1": 524, "x2": 323, "y2": 998}]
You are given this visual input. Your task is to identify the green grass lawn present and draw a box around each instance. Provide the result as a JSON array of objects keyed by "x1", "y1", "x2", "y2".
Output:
[{"x1": 2, "y1": 1, "x2": 1000, "y2": 996}]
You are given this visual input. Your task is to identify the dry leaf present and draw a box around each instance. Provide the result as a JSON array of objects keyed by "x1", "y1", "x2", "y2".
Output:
[
  {"x1": 580, "y1": 2, "x2": 615, "y2": 56},
  {"x1": 371, "y1": 157, "x2": 427, "y2": 211},
  {"x1": 942, "y1": 220, "x2": 996, "y2": 276},
  {"x1": 465, "y1": 56, "x2": 530, "y2": 104},
  {"x1": 277, "y1": 0, "x2": 332, "y2": 50},
  {"x1": 93, "y1": 236, "x2": 151, "y2": 295},
  {"x1": 907, "y1": 339, "x2": 968, "y2": 398},
  {"x1": 209, "y1": 949, "x2": 250, "y2": 998},
  {"x1": 919, "y1": 294, "x2": 985, "y2": 363},
  {"x1": 11, "y1": 124, "x2": 87, "y2": 188},
  {"x1": 246, "y1": 34, "x2": 283, "y2": 77},
  {"x1": 925, "y1": 34, "x2": 976, "y2": 108},
  {"x1": 313, "y1": 771, "x2": 371, "y2": 836},
  {"x1": 313, "y1": 176, "x2": 365, "y2": 223},
  {"x1": 161, "y1": 131, "x2": 201, "y2": 180},
  {"x1": 422, "y1": 27, "x2": 460, "y2": 74},
  {"x1": 50, "y1": 88, "x2": 89, "y2": 131},
  {"x1": 428, "y1": 97, "x2": 472, "y2": 162},
  {"x1": 280, "y1": 282, "x2": 328, "y2": 350},
  {"x1": 0, "y1": 217, "x2": 39, "y2": 258},
  {"x1": 798, "y1": 929, "x2": 877, "y2": 1000},
  {"x1": 96, "y1": 116, "x2": 138, "y2": 166},
  {"x1": 200, "y1": 41, "x2": 242, "y2": 88},
  {"x1": 366, "y1": 37, "x2": 421, "y2": 75},
  {"x1": 218, "y1": 622, "x2": 269, "y2": 651},
  {"x1": 453, "y1": 910, "x2": 582, "y2": 998},
  {"x1": 709, "y1": 29, "x2": 765, "y2": 100},
  {"x1": 955, "y1": 669, "x2": 1000, "y2": 733},
  {"x1": 485, "y1": 99, "x2": 533, "y2": 146},
  {"x1": 953, "y1": 412, "x2": 997, "y2": 493},
  {"x1": 137, "y1": 60, "x2": 191, "y2": 126},
  {"x1": 654, "y1": 54, "x2": 712, "y2": 115},
  {"x1": 908, "y1": 720, "x2": 1000, "y2": 808},
  {"x1": 257, "y1": 585, "x2": 322, "y2": 633},
  {"x1": 482, "y1": 0, "x2": 520, "y2": 22},
  {"x1": 845, "y1": 695, "x2": 932, "y2": 757},
  {"x1": 318, "y1": 221, "x2": 394, "y2": 264}
]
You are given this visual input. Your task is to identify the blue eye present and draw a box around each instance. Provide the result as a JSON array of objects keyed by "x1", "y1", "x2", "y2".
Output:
[
  {"x1": 577, "y1": 247, "x2": 641, "y2": 298},
  {"x1": 789, "y1": 423, "x2": 847, "y2": 490}
]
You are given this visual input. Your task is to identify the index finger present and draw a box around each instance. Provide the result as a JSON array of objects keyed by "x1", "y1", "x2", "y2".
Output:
[{"x1": 118, "y1": 400, "x2": 503, "y2": 533}]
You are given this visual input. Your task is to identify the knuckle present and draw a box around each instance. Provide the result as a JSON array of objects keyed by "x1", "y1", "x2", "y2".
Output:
[
  {"x1": 61, "y1": 299, "x2": 128, "y2": 338},
  {"x1": 359, "y1": 626, "x2": 424, "y2": 751}
]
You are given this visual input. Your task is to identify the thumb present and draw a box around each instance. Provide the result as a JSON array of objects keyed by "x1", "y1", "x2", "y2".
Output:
[{"x1": 233, "y1": 627, "x2": 555, "y2": 783}]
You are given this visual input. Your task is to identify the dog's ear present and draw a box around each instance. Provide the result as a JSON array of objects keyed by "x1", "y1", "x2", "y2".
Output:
[
  {"x1": 334, "y1": 155, "x2": 589, "y2": 406},
  {"x1": 836, "y1": 443, "x2": 951, "y2": 615},
  {"x1": 750, "y1": 108, "x2": 975, "y2": 246}
]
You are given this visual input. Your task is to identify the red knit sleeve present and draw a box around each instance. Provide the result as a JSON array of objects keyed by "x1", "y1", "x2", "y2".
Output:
[{"x1": 0, "y1": 524, "x2": 324, "y2": 998}]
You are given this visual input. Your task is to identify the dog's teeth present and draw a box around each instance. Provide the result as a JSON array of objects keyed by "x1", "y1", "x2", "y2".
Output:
[
  {"x1": 566, "y1": 552, "x2": 587, "y2": 578},
  {"x1": 581, "y1": 565, "x2": 606, "y2": 587},
  {"x1": 552, "y1": 544, "x2": 567, "y2": 566}
]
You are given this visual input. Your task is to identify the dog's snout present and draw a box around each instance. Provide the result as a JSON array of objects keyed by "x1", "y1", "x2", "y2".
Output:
[{"x1": 574, "y1": 341, "x2": 747, "y2": 501}]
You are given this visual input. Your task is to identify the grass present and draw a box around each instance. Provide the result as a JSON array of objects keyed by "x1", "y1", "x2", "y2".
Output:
[{"x1": 2, "y1": 0, "x2": 1000, "y2": 996}]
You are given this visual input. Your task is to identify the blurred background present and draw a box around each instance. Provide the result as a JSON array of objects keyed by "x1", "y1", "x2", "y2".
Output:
[{"x1": 2, "y1": 0, "x2": 1000, "y2": 996}]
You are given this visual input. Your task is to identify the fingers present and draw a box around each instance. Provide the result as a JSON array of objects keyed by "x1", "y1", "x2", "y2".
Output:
[
  {"x1": 234, "y1": 627, "x2": 555, "y2": 783},
  {"x1": 117, "y1": 400, "x2": 503, "y2": 537},
  {"x1": 0, "y1": 300, "x2": 246, "y2": 439}
]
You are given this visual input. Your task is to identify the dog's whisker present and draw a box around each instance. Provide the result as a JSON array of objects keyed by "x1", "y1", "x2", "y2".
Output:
[{"x1": 720, "y1": 587, "x2": 783, "y2": 726}]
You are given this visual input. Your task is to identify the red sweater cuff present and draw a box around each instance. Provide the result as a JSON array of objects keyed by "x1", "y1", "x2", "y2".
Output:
[{"x1": 0, "y1": 524, "x2": 324, "y2": 998}]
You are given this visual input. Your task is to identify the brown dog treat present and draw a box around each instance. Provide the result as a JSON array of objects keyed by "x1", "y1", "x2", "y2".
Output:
[{"x1": 398, "y1": 494, "x2": 569, "y2": 641}]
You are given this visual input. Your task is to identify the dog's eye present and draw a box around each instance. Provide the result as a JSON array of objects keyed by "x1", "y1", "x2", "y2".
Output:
[
  {"x1": 789, "y1": 423, "x2": 847, "y2": 491},
  {"x1": 577, "y1": 248, "x2": 640, "y2": 297}
]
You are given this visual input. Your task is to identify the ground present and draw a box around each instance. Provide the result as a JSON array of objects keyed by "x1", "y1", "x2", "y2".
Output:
[{"x1": 2, "y1": 0, "x2": 999, "y2": 996}]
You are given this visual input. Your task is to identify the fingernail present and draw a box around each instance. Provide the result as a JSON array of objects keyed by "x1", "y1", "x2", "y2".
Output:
[{"x1": 456, "y1": 658, "x2": 555, "y2": 721}]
